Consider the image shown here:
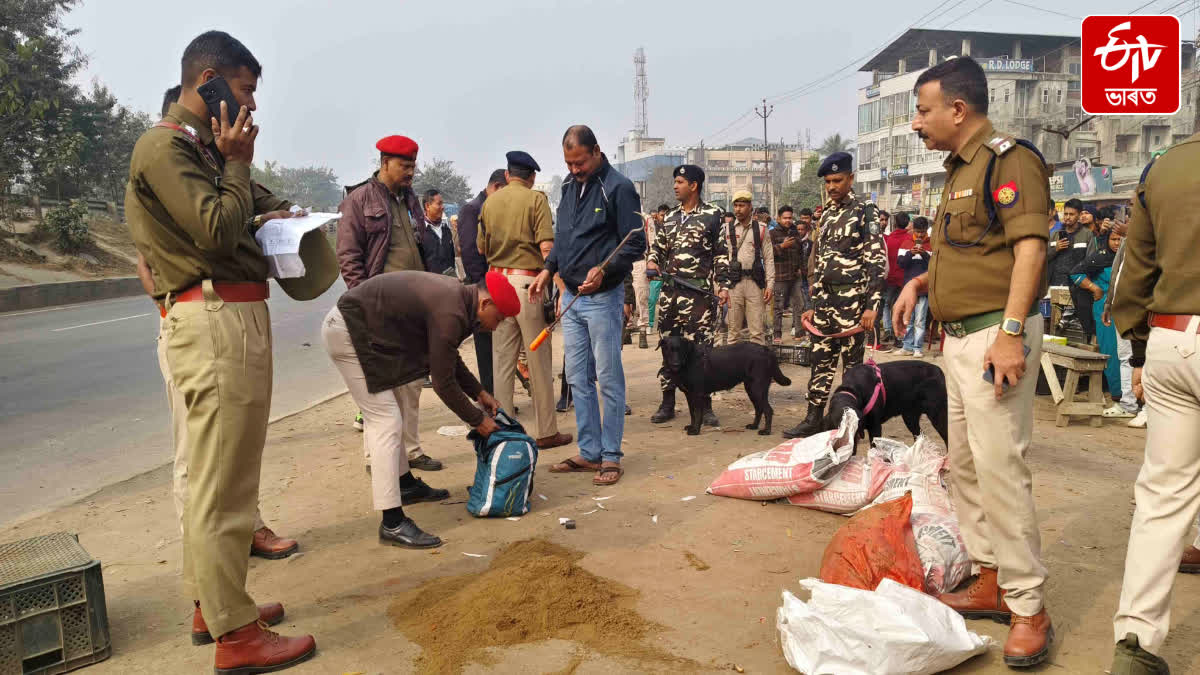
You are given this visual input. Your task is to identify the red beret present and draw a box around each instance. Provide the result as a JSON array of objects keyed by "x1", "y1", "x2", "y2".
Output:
[
  {"x1": 484, "y1": 272, "x2": 520, "y2": 318},
  {"x1": 376, "y1": 135, "x2": 418, "y2": 159}
]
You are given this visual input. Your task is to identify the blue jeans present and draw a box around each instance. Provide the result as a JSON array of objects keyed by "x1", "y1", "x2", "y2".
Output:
[
  {"x1": 902, "y1": 296, "x2": 929, "y2": 351},
  {"x1": 561, "y1": 284, "x2": 626, "y2": 463},
  {"x1": 881, "y1": 285, "x2": 901, "y2": 336}
]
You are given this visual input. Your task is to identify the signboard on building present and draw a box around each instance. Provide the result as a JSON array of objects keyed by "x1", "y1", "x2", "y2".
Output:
[
  {"x1": 1051, "y1": 160, "x2": 1114, "y2": 197},
  {"x1": 866, "y1": 85, "x2": 880, "y2": 98},
  {"x1": 981, "y1": 58, "x2": 1034, "y2": 73},
  {"x1": 891, "y1": 165, "x2": 909, "y2": 177},
  {"x1": 912, "y1": 182, "x2": 922, "y2": 204}
]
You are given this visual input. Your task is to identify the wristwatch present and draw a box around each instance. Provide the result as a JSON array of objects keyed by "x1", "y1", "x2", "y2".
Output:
[{"x1": 1000, "y1": 317, "x2": 1024, "y2": 337}]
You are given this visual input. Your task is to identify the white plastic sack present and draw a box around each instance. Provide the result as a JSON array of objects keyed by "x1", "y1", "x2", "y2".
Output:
[
  {"x1": 869, "y1": 435, "x2": 971, "y2": 595},
  {"x1": 708, "y1": 409, "x2": 857, "y2": 500},
  {"x1": 777, "y1": 578, "x2": 993, "y2": 675}
]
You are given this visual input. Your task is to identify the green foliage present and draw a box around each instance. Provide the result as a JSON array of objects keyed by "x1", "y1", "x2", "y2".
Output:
[
  {"x1": 818, "y1": 133, "x2": 854, "y2": 156},
  {"x1": 251, "y1": 161, "x2": 342, "y2": 211},
  {"x1": 412, "y1": 158, "x2": 471, "y2": 206},
  {"x1": 778, "y1": 155, "x2": 824, "y2": 211},
  {"x1": 43, "y1": 198, "x2": 89, "y2": 253}
]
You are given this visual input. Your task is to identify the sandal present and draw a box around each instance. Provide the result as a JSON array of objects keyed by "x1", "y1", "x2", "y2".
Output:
[
  {"x1": 593, "y1": 465, "x2": 624, "y2": 486},
  {"x1": 550, "y1": 457, "x2": 599, "y2": 473}
]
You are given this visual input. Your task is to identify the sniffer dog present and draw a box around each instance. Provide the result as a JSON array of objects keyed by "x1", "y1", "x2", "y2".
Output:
[
  {"x1": 824, "y1": 360, "x2": 948, "y2": 446},
  {"x1": 660, "y1": 336, "x2": 792, "y2": 436}
]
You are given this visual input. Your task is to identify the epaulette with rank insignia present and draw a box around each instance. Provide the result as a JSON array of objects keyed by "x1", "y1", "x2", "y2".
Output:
[{"x1": 985, "y1": 134, "x2": 1017, "y2": 156}]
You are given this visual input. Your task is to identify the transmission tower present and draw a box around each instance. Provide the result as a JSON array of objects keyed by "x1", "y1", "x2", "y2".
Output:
[{"x1": 633, "y1": 47, "x2": 648, "y2": 135}]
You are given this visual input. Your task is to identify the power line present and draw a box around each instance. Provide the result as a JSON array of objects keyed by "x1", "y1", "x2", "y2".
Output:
[{"x1": 1001, "y1": 0, "x2": 1081, "y2": 20}]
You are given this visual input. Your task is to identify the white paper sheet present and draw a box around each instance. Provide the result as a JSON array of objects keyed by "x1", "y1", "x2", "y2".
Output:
[{"x1": 254, "y1": 212, "x2": 340, "y2": 278}]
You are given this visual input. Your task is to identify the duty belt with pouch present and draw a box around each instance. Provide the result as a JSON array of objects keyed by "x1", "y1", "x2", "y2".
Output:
[
  {"x1": 943, "y1": 307, "x2": 1040, "y2": 338},
  {"x1": 662, "y1": 274, "x2": 716, "y2": 297},
  {"x1": 823, "y1": 281, "x2": 858, "y2": 295}
]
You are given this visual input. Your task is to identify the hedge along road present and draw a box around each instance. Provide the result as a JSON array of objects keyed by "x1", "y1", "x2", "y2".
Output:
[{"x1": 0, "y1": 279, "x2": 347, "y2": 526}]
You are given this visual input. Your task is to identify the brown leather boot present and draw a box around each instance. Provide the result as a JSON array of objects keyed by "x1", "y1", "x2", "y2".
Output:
[
  {"x1": 536, "y1": 432, "x2": 573, "y2": 450},
  {"x1": 1180, "y1": 545, "x2": 1200, "y2": 573},
  {"x1": 1004, "y1": 609, "x2": 1054, "y2": 667},
  {"x1": 936, "y1": 566, "x2": 1012, "y2": 623},
  {"x1": 250, "y1": 526, "x2": 299, "y2": 560},
  {"x1": 193, "y1": 601, "x2": 285, "y2": 645},
  {"x1": 214, "y1": 621, "x2": 316, "y2": 674}
]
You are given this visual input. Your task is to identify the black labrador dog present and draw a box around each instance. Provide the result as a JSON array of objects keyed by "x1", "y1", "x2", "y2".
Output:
[
  {"x1": 660, "y1": 336, "x2": 792, "y2": 436},
  {"x1": 824, "y1": 360, "x2": 948, "y2": 445}
]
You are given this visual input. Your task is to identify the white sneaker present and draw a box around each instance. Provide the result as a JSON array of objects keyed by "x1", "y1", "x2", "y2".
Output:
[
  {"x1": 1128, "y1": 409, "x2": 1148, "y2": 428},
  {"x1": 1103, "y1": 403, "x2": 1136, "y2": 419},
  {"x1": 913, "y1": 349, "x2": 924, "y2": 358},
  {"x1": 899, "y1": 348, "x2": 914, "y2": 356}
]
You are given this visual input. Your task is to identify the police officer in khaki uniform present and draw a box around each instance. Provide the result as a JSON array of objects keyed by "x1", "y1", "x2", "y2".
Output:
[
  {"x1": 725, "y1": 191, "x2": 775, "y2": 346},
  {"x1": 478, "y1": 151, "x2": 572, "y2": 450},
  {"x1": 894, "y1": 56, "x2": 1052, "y2": 668},
  {"x1": 1107, "y1": 134, "x2": 1200, "y2": 675},
  {"x1": 127, "y1": 31, "x2": 322, "y2": 671}
]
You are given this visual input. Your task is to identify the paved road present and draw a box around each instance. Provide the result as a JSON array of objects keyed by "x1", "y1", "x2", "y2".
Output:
[{"x1": 0, "y1": 281, "x2": 347, "y2": 526}]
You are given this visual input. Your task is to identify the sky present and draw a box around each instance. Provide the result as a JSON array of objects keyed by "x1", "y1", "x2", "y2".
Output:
[{"x1": 65, "y1": 0, "x2": 1192, "y2": 195}]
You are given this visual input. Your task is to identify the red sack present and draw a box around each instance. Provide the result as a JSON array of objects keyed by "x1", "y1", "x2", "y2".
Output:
[{"x1": 818, "y1": 493, "x2": 925, "y2": 592}]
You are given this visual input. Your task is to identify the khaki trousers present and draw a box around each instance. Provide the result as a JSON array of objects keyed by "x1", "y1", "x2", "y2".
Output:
[
  {"x1": 943, "y1": 320, "x2": 1046, "y2": 617},
  {"x1": 157, "y1": 320, "x2": 265, "y2": 534},
  {"x1": 361, "y1": 380, "x2": 422, "y2": 465},
  {"x1": 164, "y1": 282, "x2": 271, "y2": 639},
  {"x1": 492, "y1": 273, "x2": 557, "y2": 438},
  {"x1": 727, "y1": 279, "x2": 767, "y2": 346},
  {"x1": 321, "y1": 308, "x2": 412, "y2": 510},
  {"x1": 1114, "y1": 319, "x2": 1200, "y2": 654},
  {"x1": 632, "y1": 260, "x2": 650, "y2": 332}
]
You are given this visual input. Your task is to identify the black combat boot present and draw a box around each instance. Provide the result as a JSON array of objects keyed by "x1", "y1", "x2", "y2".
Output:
[
  {"x1": 622, "y1": 326, "x2": 633, "y2": 345},
  {"x1": 651, "y1": 389, "x2": 676, "y2": 423},
  {"x1": 556, "y1": 378, "x2": 572, "y2": 413},
  {"x1": 638, "y1": 331, "x2": 649, "y2": 349},
  {"x1": 782, "y1": 405, "x2": 824, "y2": 438}
]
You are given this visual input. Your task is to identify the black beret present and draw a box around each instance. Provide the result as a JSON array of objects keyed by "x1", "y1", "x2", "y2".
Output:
[
  {"x1": 673, "y1": 164, "x2": 705, "y2": 183},
  {"x1": 817, "y1": 152, "x2": 854, "y2": 177},
  {"x1": 506, "y1": 150, "x2": 540, "y2": 172}
]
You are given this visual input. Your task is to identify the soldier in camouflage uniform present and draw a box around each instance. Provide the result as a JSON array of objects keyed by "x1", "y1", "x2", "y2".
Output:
[
  {"x1": 783, "y1": 152, "x2": 886, "y2": 438},
  {"x1": 646, "y1": 164, "x2": 731, "y2": 425}
]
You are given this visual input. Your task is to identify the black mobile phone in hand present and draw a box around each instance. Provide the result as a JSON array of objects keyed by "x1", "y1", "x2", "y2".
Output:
[
  {"x1": 196, "y1": 76, "x2": 243, "y2": 128},
  {"x1": 983, "y1": 344, "x2": 1033, "y2": 391}
]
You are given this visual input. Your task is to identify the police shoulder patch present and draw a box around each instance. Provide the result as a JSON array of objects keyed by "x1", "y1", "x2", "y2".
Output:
[
  {"x1": 993, "y1": 181, "x2": 1019, "y2": 207},
  {"x1": 986, "y1": 135, "x2": 1016, "y2": 156},
  {"x1": 869, "y1": 222, "x2": 880, "y2": 235}
]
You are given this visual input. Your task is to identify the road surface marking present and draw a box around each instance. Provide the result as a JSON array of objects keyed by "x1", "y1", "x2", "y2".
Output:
[
  {"x1": 2, "y1": 297, "x2": 140, "y2": 318},
  {"x1": 52, "y1": 313, "x2": 153, "y2": 332}
]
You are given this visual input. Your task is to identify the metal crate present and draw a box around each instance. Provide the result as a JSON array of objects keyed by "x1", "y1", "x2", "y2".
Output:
[
  {"x1": 0, "y1": 533, "x2": 110, "y2": 674},
  {"x1": 773, "y1": 343, "x2": 811, "y2": 366}
]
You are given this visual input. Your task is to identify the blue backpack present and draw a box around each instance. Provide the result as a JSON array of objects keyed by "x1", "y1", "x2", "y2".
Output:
[{"x1": 466, "y1": 410, "x2": 539, "y2": 517}]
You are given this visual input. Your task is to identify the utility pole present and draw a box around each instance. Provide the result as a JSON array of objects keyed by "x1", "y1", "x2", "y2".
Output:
[{"x1": 755, "y1": 98, "x2": 774, "y2": 211}]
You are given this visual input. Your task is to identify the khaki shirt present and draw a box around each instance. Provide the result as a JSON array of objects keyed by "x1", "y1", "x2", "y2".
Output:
[
  {"x1": 928, "y1": 122, "x2": 1050, "y2": 322},
  {"x1": 383, "y1": 195, "x2": 423, "y2": 272},
  {"x1": 1112, "y1": 132, "x2": 1200, "y2": 340},
  {"x1": 730, "y1": 219, "x2": 775, "y2": 289},
  {"x1": 126, "y1": 104, "x2": 291, "y2": 296},
  {"x1": 477, "y1": 182, "x2": 554, "y2": 270}
]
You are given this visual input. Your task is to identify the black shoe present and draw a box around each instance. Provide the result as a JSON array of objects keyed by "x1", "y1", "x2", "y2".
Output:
[
  {"x1": 638, "y1": 332, "x2": 648, "y2": 349},
  {"x1": 423, "y1": 375, "x2": 432, "y2": 388},
  {"x1": 702, "y1": 403, "x2": 719, "y2": 427},
  {"x1": 1111, "y1": 632, "x2": 1170, "y2": 674},
  {"x1": 625, "y1": 403, "x2": 632, "y2": 416},
  {"x1": 379, "y1": 518, "x2": 442, "y2": 549},
  {"x1": 556, "y1": 382, "x2": 572, "y2": 413},
  {"x1": 650, "y1": 391, "x2": 675, "y2": 423},
  {"x1": 782, "y1": 405, "x2": 824, "y2": 439},
  {"x1": 401, "y1": 477, "x2": 450, "y2": 504},
  {"x1": 408, "y1": 453, "x2": 443, "y2": 471}
]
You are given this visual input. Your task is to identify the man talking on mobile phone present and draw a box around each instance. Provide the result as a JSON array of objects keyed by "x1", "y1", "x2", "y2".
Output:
[
  {"x1": 893, "y1": 56, "x2": 1052, "y2": 668},
  {"x1": 126, "y1": 31, "x2": 320, "y2": 673}
]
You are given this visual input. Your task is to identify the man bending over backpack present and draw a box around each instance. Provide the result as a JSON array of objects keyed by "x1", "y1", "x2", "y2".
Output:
[{"x1": 321, "y1": 271, "x2": 518, "y2": 548}]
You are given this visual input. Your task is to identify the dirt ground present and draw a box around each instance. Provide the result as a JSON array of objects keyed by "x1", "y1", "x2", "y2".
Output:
[
  {"x1": 0, "y1": 217, "x2": 136, "y2": 288},
  {"x1": 6, "y1": 331, "x2": 1200, "y2": 674}
]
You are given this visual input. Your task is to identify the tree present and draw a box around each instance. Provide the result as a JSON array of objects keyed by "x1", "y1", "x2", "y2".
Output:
[
  {"x1": 778, "y1": 155, "x2": 824, "y2": 211},
  {"x1": 251, "y1": 161, "x2": 342, "y2": 211},
  {"x1": 545, "y1": 174, "x2": 564, "y2": 210},
  {"x1": 818, "y1": 133, "x2": 855, "y2": 157},
  {"x1": 412, "y1": 158, "x2": 471, "y2": 206},
  {"x1": 642, "y1": 165, "x2": 676, "y2": 213}
]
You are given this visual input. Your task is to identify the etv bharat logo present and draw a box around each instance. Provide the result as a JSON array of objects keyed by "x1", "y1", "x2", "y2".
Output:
[{"x1": 1082, "y1": 15, "x2": 1180, "y2": 115}]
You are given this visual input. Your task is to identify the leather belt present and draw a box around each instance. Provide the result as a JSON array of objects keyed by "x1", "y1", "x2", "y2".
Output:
[
  {"x1": 489, "y1": 267, "x2": 540, "y2": 277},
  {"x1": 174, "y1": 281, "x2": 270, "y2": 304},
  {"x1": 1150, "y1": 313, "x2": 1200, "y2": 333}
]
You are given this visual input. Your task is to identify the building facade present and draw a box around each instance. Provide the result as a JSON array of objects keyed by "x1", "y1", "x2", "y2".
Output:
[{"x1": 855, "y1": 28, "x2": 1197, "y2": 215}]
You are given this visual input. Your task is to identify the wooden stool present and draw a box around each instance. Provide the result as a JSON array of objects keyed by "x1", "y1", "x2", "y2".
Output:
[{"x1": 1039, "y1": 342, "x2": 1110, "y2": 427}]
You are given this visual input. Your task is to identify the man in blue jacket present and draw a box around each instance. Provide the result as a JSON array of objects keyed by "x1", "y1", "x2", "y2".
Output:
[{"x1": 530, "y1": 125, "x2": 645, "y2": 486}]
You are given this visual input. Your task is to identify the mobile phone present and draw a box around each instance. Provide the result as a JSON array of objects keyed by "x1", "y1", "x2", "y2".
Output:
[
  {"x1": 196, "y1": 76, "x2": 243, "y2": 128},
  {"x1": 983, "y1": 344, "x2": 1032, "y2": 391}
]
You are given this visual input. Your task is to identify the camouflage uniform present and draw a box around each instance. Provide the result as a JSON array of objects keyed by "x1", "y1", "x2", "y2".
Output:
[
  {"x1": 806, "y1": 190, "x2": 886, "y2": 408},
  {"x1": 649, "y1": 200, "x2": 730, "y2": 392}
]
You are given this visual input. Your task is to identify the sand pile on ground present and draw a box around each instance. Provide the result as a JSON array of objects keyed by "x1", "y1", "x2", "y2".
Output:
[{"x1": 389, "y1": 539, "x2": 686, "y2": 673}]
